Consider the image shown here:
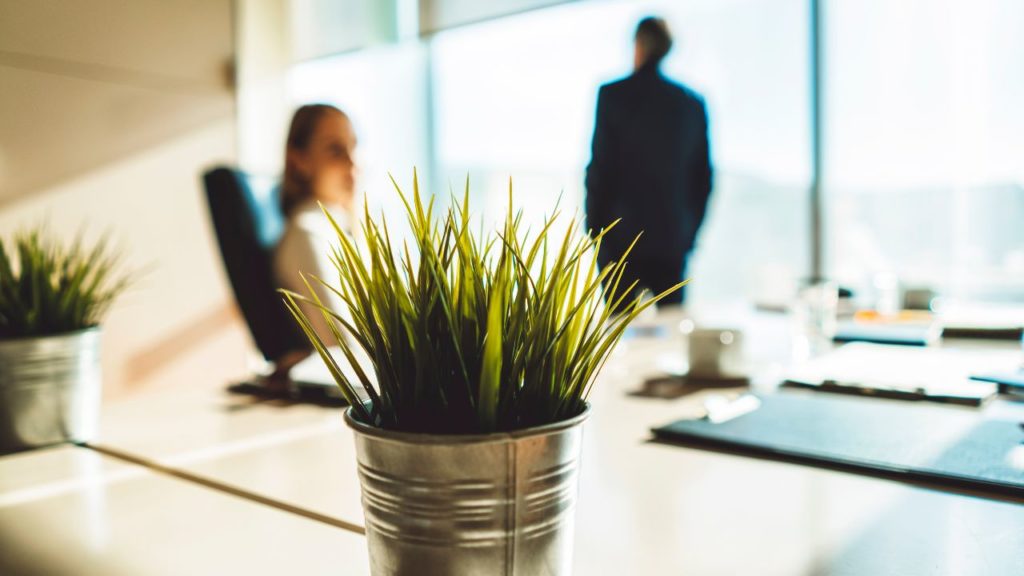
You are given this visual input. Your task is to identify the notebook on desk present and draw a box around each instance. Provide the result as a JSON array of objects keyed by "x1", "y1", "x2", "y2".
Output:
[
  {"x1": 841, "y1": 304, "x2": 1024, "y2": 341},
  {"x1": 651, "y1": 392, "x2": 1024, "y2": 499},
  {"x1": 782, "y1": 343, "x2": 1014, "y2": 406},
  {"x1": 938, "y1": 303, "x2": 1024, "y2": 340},
  {"x1": 833, "y1": 318, "x2": 941, "y2": 346}
]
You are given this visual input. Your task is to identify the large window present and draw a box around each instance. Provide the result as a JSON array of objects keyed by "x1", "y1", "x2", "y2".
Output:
[
  {"x1": 288, "y1": 42, "x2": 431, "y2": 222},
  {"x1": 284, "y1": 0, "x2": 1022, "y2": 304},
  {"x1": 429, "y1": 0, "x2": 811, "y2": 303},
  {"x1": 824, "y1": 0, "x2": 1024, "y2": 301}
]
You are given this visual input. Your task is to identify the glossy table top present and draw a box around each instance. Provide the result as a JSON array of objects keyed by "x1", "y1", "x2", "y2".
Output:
[
  {"x1": 0, "y1": 446, "x2": 369, "y2": 576},
  {"x1": 4, "y1": 305, "x2": 1022, "y2": 575}
]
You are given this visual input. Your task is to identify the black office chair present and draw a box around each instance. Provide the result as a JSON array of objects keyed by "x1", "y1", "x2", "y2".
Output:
[
  {"x1": 202, "y1": 166, "x2": 349, "y2": 406},
  {"x1": 203, "y1": 166, "x2": 309, "y2": 363}
]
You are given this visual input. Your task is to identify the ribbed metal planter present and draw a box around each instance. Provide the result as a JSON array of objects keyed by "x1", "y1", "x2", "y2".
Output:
[
  {"x1": 344, "y1": 405, "x2": 590, "y2": 576},
  {"x1": 0, "y1": 328, "x2": 102, "y2": 453}
]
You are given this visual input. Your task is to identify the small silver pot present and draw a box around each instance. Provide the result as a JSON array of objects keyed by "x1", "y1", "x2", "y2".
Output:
[
  {"x1": 345, "y1": 405, "x2": 590, "y2": 576},
  {"x1": 0, "y1": 328, "x2": 102, "y2": 453}
]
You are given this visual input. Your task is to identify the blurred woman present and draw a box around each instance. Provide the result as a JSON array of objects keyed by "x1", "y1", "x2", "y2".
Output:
[{"x1": 273, "y1": 104, "x2": 358, "y2": 371}]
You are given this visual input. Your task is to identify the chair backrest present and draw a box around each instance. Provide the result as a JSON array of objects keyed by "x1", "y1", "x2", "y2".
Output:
[{"x1": 203, "y1": 166, "x2": 309, "y2": 362}]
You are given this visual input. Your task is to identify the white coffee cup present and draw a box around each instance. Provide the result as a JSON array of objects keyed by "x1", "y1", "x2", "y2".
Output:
[{"x1": 686, "y1": 327, "x2": 745, "y2": 380}]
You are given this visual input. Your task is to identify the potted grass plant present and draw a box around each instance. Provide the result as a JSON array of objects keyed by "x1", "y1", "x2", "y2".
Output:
[
  {"x1": 282, "y1": 173, "x2": 683, "y2": 575},
  {"x1": 0, "y1": 226, "x2": 131, "y2": 453}
]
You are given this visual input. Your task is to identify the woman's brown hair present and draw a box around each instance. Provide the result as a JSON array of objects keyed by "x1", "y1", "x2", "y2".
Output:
[{"x1": 281, "y1": 103, "x2": 347, "y2": 217}]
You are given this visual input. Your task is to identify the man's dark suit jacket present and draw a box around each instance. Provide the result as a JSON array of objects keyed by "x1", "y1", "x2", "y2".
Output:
[{"x1": 585, "y1": 63, "x2": 712, "y2": 266}]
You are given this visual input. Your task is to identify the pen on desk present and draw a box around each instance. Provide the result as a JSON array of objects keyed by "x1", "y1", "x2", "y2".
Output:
[{"x1": 703, "y1": 394, "x2": 761, "y2": 424}]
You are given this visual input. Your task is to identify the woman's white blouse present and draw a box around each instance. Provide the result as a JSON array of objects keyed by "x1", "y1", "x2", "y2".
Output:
[{"x1": 273, "y1": 199, "x2": 353, "y2": 347}]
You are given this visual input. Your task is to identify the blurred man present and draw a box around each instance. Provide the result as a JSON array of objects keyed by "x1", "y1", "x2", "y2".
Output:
[{"x1": 585, "y1": 16, "x2": 712, "y2": 306}]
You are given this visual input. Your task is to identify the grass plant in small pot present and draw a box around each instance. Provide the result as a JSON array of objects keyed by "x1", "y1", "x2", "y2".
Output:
[
  {"x1": 282, "y1": 174, "x2": 683, "y2": 576},
  {"x1": 0, "y1": 227, "x2": 131, "y2": 453}
]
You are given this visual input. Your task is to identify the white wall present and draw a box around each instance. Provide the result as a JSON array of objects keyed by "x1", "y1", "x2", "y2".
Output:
[
  {"x1": 236, "y1": 0, "x2": 292, "y2": 175},
  {"x1": 0, "y1": 0, "x2": 242, "y2": 396}
]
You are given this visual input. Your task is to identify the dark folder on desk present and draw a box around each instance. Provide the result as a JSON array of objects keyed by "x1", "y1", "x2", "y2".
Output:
[{"x1": 652, "y1": 393, "x2": 1024, "y2": 499}]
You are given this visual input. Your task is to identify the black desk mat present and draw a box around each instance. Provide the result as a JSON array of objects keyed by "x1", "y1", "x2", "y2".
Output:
[{"x1": 652, "y1": 392, "x2": 1024, "y2": 499}]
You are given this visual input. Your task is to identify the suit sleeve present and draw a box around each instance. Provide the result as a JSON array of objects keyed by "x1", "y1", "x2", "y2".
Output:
[
  {"x1": 692, "y1": 100, "x2": 713, "y2": 232},
  {"x1": 585, "y1": 86, "x2": 613, "y2": 236}
]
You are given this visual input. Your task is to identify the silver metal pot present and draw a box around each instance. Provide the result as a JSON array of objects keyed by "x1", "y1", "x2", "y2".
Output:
[
  {"x1": 345, "y1": 405, "x2": 590, "y2": 576},
  {"x1": 0, "y1": 328, "x2": 102, "y2": 452}
]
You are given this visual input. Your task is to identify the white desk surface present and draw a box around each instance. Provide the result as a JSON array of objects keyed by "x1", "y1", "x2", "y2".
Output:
[
  {"x1": 0, "y1": 446, "x2": 369, "y2": 576},
  {"x1": 5, "y1": 306, "x2": 1023, "y2": 575}
]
